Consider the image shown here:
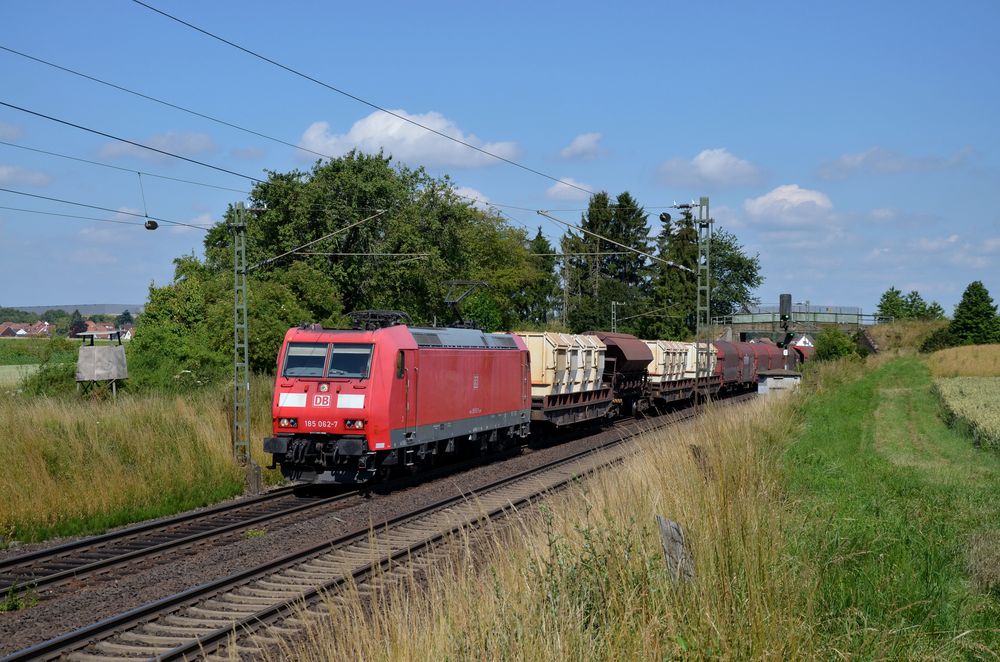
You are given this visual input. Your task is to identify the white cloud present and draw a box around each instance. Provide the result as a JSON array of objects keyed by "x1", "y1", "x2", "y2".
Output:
[
  {"x1": 545, "y1": 177, "x2": 592, "y2": 201},
  {"x1": 818, "y1": 146, "x2": 975, "y2": 180},
  {"x1": 660, "y1": 148, "x2": 764, "y2": 188},
  {"x1": 98, "y1": 131, "x2": 217, "y2": 162},
  {"x1": 299, "y1": 110, "x2": 519, "y2": 168},
  {"x1": 744, "y1": 184, "x2": 833, "y2": 227},
  {"x1": 0, "y1": 122, "x2": 21, "y2": 140},
  {"x1": 911, "y1": 234, "x2": 960, "y2": 252},
  {"x1": 559, "y1": 132, "x2": 603, "y2": 160},
  {"x1": 452, "y1": 186, "x2": 490, "y2": 210},
  {"x1": 0, "y1": 164, "x2": 50, "y2": 186}
]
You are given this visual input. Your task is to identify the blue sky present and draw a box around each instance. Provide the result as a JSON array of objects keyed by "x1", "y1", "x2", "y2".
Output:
[{"x1": 1, "y1": 1, "x2": 997, "y2": 315}]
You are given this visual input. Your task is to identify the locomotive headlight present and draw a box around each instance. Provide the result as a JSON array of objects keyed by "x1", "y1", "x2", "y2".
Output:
[
  {"x1": 279, "y1": 418, "x2": 289, "y2": 427},
  {"x1": 278, "y1": 418, "x2": 297, "y2": 428},
  {"x1": 319, "y1": 383, "x2": 329, "y2": 392}
]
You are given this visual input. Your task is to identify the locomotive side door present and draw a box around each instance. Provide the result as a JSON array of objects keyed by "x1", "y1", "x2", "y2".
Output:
[{"x1": 400, "y1": 349, "x2": 418, "y2": 443}]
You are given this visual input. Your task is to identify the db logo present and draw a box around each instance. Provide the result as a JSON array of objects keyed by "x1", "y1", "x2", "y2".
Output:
[{"x1": 313, "y1": 394, "x2": 332, "y2": 407}]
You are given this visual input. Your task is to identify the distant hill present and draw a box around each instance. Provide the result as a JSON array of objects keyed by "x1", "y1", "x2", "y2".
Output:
[{"x1": 8, "y1": 304, "x2": 145, "y2": 316}]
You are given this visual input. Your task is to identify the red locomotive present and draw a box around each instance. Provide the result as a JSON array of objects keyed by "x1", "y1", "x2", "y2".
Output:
[{"x1": 264, "y1": 322, "x2": 530, "y2": 484}]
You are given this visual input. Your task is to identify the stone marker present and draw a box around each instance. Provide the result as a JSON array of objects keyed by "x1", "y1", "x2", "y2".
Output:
[{"x1": 656, "y1": 515, "x2": 694, "y2": 580}]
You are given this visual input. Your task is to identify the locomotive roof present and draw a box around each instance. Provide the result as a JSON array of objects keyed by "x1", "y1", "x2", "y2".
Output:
[
  {"x1": 286, "y1": 324, "x2": 519, "y2": 350},
  {"x1": 409, "y1": 326, "x2": 519, "y2": 349}
]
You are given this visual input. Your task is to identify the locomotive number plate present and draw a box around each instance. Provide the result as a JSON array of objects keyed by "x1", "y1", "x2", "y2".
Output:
[
  {"x1": 313, "y1": 394, "x2": 332, "y2": 407},
  {"x1": 304, "y1": 419, "x2": 338, "y2": 429}
]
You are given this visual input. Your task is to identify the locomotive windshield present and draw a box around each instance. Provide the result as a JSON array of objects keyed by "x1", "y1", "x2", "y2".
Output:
[
  {"x1": 328, "y1": 343, "x2": 374, "y2": 379},
  {"x1": 282, "y1": 342, "x2": 327, "y2": 377}
]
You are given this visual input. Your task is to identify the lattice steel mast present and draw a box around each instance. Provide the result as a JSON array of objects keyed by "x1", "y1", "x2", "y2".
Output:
[
  {"x1": 230, "y1": 202, "x2": 260, "y2": 493},
  {"x1": 695, "y1": 197, "x2": 713, "y2": 405}
]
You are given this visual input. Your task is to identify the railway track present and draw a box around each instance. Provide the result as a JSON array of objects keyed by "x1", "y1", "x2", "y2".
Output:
[
  {"x1": 4, "y1": 394, "x2": 755, "y2": 662},
  {"x1": 0, "y1": 486, "x2": 359, "y2": 596}
]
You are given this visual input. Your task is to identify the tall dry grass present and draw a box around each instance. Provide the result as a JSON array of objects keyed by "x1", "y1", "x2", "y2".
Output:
[
  {"x1": 0, "y1": 376, "x2": 277, "y2": 542},
  {"x1": 275, "y1": 396, "x2": 818, "y2": 660},
  {"x1": 927, "y1": 343, "x2": 1000, "y2": 377},
  {"x1": 868, "y1": 320, "x2": 948, "y2": 353}
]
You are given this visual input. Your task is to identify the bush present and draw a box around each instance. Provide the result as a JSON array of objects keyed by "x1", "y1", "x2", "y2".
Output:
[
  {"x1": 17, "y1": 362, "x2": 77, "y2": 397},
  {"x1": 814, "y1": 328, "x2": 859, "y2": 361},
  {"x1": 920, "y1": 326, "x2": 956, "y2": 353}
]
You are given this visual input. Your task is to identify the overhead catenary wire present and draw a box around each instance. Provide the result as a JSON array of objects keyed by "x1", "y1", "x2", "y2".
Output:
[
  {"x1": 0, "y1": 100, "x2": 264, "y2": 184},
  {"x1": 0, "y1": 140, "x2": 250, "y2": 194},
  {"x1": 0, "y1": 204, "x2": 143, "y2": 227},
  {"x1": 0, "y1": 44, "x2": 333, "y2": 163},
  {"x1": 300, "y1": 252, "x2": 430, "y2": 257},
  {"x1": 130, "y1": 0, "x2": 594, "y2": 196},
  {"x1": 534, "y1": 209, "x2": 695, "y2": 274},
  {"x1": 248, "y1": 208, "x2": 389, "y2": 272},
  {"x1": 0, "y1": 186, "x2": 211, "y2": 231}
]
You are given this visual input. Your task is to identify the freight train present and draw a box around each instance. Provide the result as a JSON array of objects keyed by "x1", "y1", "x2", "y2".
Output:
[{"x1": 263, "y1": 320, "x2": 811, "y2": 485}]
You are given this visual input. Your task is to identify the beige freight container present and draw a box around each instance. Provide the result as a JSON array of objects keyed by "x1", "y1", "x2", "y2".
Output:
[
  {"x1": 514, "y1": 332, "x2": 606, "y2": 398},
  {"x1": 643, "y1": 340, "x2": 690, "y2": 384},
  {"x1": 683, "y1": 342, "x2": 717, "y2": 379}
]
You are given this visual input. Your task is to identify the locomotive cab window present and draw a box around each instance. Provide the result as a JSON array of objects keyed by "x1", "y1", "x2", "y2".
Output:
[
  {"x1": 282, "y1": 342, "x2": 328, "y2": 377},
  {"x1": 328, "y1": 343, "x2": 374, "y2": 379},
  {"x1": 396, "y1": 350, "x2": 405, "y2": 378}
]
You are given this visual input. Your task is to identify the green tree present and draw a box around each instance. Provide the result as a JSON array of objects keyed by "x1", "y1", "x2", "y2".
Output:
[
  {"x1": 877, "y1": 287, "x2": 945, "y2": 321},
  {"x1": 924, "y1": 301, "x2": 946, "y2": 320},
  {"x1": 877, "y1": 286, "x2": 907, "y2": 320},
  {"x1": 708, "y1": 229, "x2": 763, "y2": 319},
  {"x1": 68, "y1": 309, "x2": 87, "y2": 338},
  {"x1": 950, "y1": 280, "x2": 1000, "y2": 344},
  {"x1": 514, "y1": 228, "x2": 559, "y2": 326},
  {"x1": 645, "y1": 209, "x2": 697, "y2": 339},
  {"x1": 903, "y1": 290, "x2": 929, "y2": 319},
  {"x1": 560, "y1": 192, "x2": 652, "y2": 333},
  {"x1": 115, "y1": 309, "x2": 134, "y2": 327}
]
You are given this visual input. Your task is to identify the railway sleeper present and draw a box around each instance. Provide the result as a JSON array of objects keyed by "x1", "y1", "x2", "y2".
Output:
[
  {"x1": 254, "y1": 578, "x2": 314, "y2": 592},
  {"x1": 94, "y1": 639, "x2": 174, "y2": 655},
  {"x1": 163, "y1": 613, "x2": 234, "y2": 628},
  {"x1": 143, "y1": 622, "x2": 220, "y2": 636},
  {"x1": 203, "y1": 597, "x2": 276, "y2": 612},
  {"x1": 214, "y1": 593, "x2": 286, "y2": 606},
  {"x1": 67, "y1": 653, "x2": 145, "y2": 662},
  {"x1": 238, "y1": 586, "x2": 305, "y2": 600},
  {"x1": 117, "y1": 631, "x2": 193, "y2": 646},
  {"x1": 186, "y1": 604, "x2": 258, "y2": 619},
  {"x1": 300, "y1": 560, "x2": 357, "y2": 574},
  {"x1": 281, "y1": 567, "x2": 340, "y2": 581}
]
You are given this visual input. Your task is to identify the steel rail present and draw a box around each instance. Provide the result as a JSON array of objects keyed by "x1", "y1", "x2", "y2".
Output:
[
  {"x1": 3, "y1": 394, "x2": 755, "y2": 662},
  {"x1": 0, "y1": 487, "x2": 296, "y2": 573},
  {"x1": 0, "y1": 492, "x2": 359, "y2": 596}
]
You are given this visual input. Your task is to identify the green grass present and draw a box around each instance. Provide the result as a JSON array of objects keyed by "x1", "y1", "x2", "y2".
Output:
[
  {"x1": 0, "y1": 364, "x2": 38, "y2": 387},
  {"x1": 785, "y1": 357, "x2": 1000, "y2": 658},
  {"x1": 0, "y1": 337, "x2": 76, "y2": 366}
]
